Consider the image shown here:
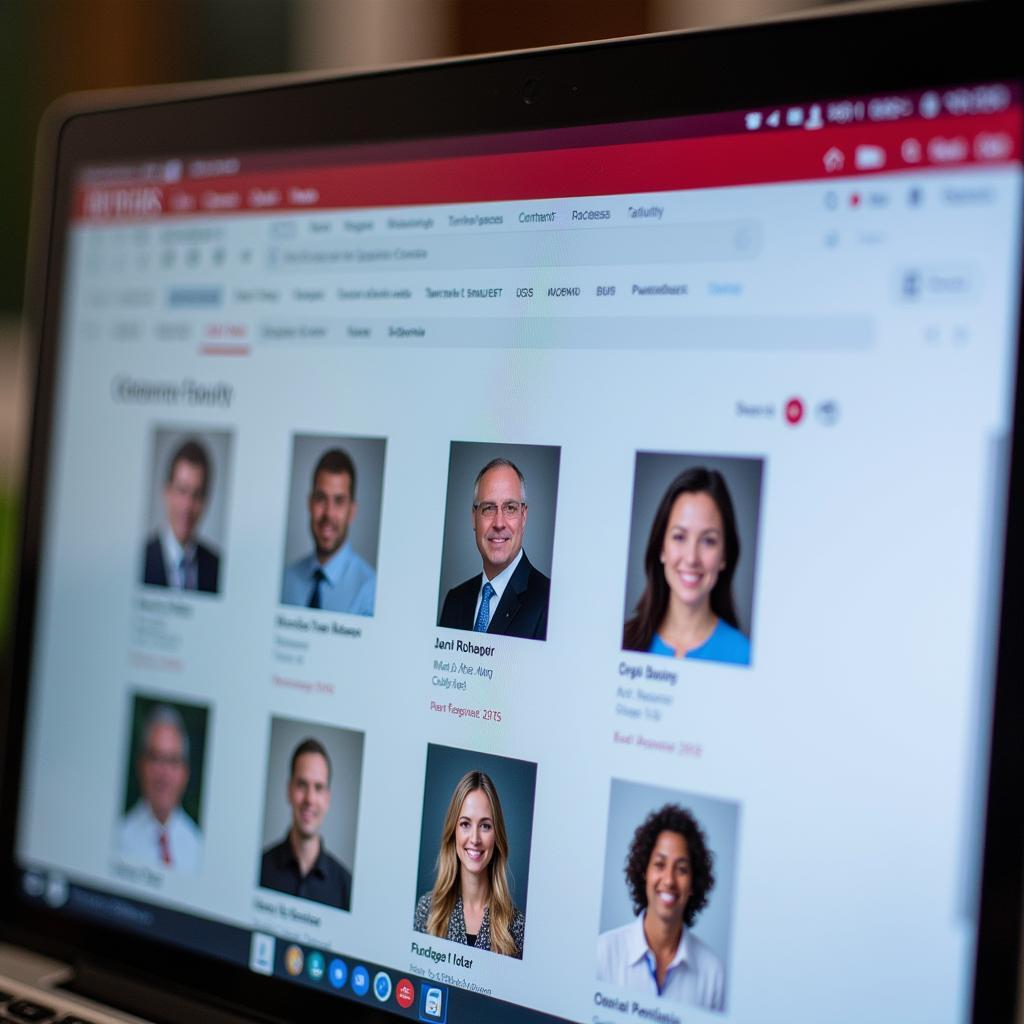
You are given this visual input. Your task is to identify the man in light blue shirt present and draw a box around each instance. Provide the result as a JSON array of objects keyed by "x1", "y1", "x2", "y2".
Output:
[{"x1": 280, "y1": 448, "x2": 376, "y2": 615}]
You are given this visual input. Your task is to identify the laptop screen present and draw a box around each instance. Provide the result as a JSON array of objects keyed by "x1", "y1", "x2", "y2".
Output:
[{"x1": 10, "y1": 71, "x2": 1023, "y2": 1023}]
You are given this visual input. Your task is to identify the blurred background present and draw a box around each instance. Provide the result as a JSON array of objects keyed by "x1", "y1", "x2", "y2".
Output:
[
  {"x1": 0, "y1": 0, "x2": 894, "y2": 643},
  {"x1": 4, "y1": 2, "x2": 1021, "y2": 1011}
]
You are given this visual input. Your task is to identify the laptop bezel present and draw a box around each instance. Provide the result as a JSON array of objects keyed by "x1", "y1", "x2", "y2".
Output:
[{"x1": 2, "y1": 3, "x2": 1022, "y2": 1021}]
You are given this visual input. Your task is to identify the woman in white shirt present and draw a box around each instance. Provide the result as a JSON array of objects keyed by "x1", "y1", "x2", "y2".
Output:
[{"x1": 597, "y1": 804, "x2": 725, "y2": 1011}]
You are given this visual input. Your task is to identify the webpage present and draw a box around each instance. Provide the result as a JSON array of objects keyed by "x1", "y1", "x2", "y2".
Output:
[{"x1": 15, "y1": 85, "x2": 1024, "y2": 1024}]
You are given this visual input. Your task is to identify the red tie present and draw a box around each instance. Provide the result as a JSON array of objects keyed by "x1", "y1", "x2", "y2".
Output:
[{"x1": 159, "y1": 830, "x2": 173, "y2": 866}]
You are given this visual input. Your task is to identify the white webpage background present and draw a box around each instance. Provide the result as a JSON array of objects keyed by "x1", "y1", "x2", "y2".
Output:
[{"x1": 17, "y1": 166, "x2": 1024, "y2": 1023}]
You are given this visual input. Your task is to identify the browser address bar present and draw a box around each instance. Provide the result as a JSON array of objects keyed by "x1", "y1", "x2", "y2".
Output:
[{"x1": 266, "y1": 220, "x2": 761, "y2": 273}]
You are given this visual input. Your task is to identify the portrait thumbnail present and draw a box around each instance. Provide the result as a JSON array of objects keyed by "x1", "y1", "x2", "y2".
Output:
[
  {"x1": 597, "y1": 779, "x2": 740, "y2": 1013},
  {"x1": 413, "y1": 743, "x2": 537, "y2": 960},
  {"x1": 116, "y1": 692, "x2": 210, "y2": 873},
  {"x1": 258, "y1": 716, "x2": 365, "y2": 912},
  {"x1": 436, "y1": 441, "x2": 560, "y2": 642},
  {"x1": 622, "y1": 451, "x2": 763, "y2": 667},
  {"x1": 279, "y1": 433, "x2": 387, "y2": 617},
  {"x1": 140, "y1": 427, "x2": 233, "y2": 595}
]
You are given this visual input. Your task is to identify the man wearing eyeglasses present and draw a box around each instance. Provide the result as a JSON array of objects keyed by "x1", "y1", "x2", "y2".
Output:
[
  {"x1": 117, "y1": 704, "x2": 203, "y2": 872},
  {"x1": 438, "y1": 457, "x2": 550, "y2": 641}
]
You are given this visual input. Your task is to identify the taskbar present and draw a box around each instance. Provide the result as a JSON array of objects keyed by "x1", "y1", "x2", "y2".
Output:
[{"x1": 16, "y1": 866, "x2": 571, "y2": 1024}]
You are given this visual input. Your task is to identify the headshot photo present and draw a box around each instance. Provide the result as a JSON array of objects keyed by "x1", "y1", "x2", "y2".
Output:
[
  {"x1": 258, "y1": 717, "x2": 365, "y2": 912},
  {"x1": 436, "y1": 441, "x2": 560, "y2": 642},
  {"x1": 116, "y1": 694, "x2": 209, "y2": 873},
  {"x1": 413, "y1": 743, "x2": 537, "y2": 960},
  {"x1": 141, "y1": 428, "x2": 232, "y2": 595},
  {"x1": 279, "y1": 434, "x2": 386, "y2": 616},
  {"x1": 597, "y1": 780, "x2": 739, "y2": 1013},
  {"x1": 622, "y1": 452, "x2": 763, "y2": 667}
]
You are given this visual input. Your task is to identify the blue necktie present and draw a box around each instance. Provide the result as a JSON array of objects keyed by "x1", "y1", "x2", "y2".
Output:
[
  {"x1": 308, "y1": 568, "x2": 326, "y2": 609},
  {"x1": 474, "y1": 582, "x2": 495, "y2": 632},
  {"x1": 179, "y1": 554, "x2": 196, "y2": 591}
]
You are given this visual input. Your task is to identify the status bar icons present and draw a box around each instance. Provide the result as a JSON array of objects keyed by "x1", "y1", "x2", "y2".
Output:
[
  {"x1": 351, "y1": 964, "x2": 370, "y2": 997},
  {"x1": 284, "y1": 945, "x2": 304, "y2": 977},
  {"x1": 920, "y1": 90, "x2": 942, "y2": 119},
  {"x1": 328, "y1": 958, "x2": 348, "y2": 990},
  {"x1": 306, "y1": 951, "x2": 325, "y2": 983},
  {"x1": 248, "y1": 932, "x2": 275, "y2": 976},
  {"x1": 421, "y1": 984, "x2": 448, "y2": 1022},
  {"x1": 805, "y1": 104, "x2": 824, "y2": 130},
  {"x1": 373, "y1": 971, "x2": 393, "y2": 1002},
  {"x1": 396, "y1": 978, "x2": 416, "y2": 1009},
  {"x1": 746, "y1": 103, "x2": 821, "y2": 131}
]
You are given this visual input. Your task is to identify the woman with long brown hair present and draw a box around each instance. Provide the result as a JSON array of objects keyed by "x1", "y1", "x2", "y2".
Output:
[
  {"x1": 623, "y1": 467, "x2": 750, "y2": 666},
  {"x1": 413, "y1": 770, "x2": 525, "y2": 958}
]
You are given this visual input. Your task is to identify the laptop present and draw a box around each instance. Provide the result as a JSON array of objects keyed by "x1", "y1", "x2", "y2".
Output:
[{"x1": 2, "y1": 2, "x2": 1022, "y2": 1022}]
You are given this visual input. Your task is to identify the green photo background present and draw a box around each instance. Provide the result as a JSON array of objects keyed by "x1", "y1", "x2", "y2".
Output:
[{"x1": 123, "y1": 694, "x2": 210, "y2": 828}]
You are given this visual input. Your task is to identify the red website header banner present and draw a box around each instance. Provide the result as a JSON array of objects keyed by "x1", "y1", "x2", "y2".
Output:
[{"x1": 74, "y1": 109, "x2": 1022, "y2": 223}]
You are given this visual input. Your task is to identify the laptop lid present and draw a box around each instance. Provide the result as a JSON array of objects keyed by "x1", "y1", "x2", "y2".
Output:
[{"x1": 3, "y1": 3, "x2": 1023, "y2": 1022}]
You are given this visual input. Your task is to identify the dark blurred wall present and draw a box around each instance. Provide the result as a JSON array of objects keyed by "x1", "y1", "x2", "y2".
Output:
[
  {"x1": 0, "y1": 0, "x2": 292, "y2": 655},
  {"x1": 0, "y1": 0, "x2": 293, "y2": 319},
  {"x1": 453, "y1": 0, "x2": 652, "y2": 53}
]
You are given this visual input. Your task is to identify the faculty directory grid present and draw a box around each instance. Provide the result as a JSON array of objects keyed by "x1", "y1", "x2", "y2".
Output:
[{"x1": 15, "y1": 122, "x2": 1024, "y2": 1024}]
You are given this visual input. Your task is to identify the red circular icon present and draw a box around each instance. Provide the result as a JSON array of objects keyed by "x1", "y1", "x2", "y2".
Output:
[
  {"x1": 395, "y1": 978, "x2": 415, "y2": 1009},
  {"x1": 784, "y1": 397, "x2": 805, "y2": 426}
]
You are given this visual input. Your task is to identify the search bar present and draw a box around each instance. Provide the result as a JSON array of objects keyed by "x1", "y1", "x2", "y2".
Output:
[{"x1": 267, "y1": 220, "x2": 762, "y2": 273}]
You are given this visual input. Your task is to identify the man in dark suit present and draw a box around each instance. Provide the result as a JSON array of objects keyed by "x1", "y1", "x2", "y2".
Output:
[
  {"x1": 439, "y1": 457, "x2": 550, "y2": 641},
  {"x1": 142, "y1": 439, "x2": 220, "y2": 593}
]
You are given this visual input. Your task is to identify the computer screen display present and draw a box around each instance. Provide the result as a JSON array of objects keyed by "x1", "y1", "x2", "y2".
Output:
[{"x1": 12, "y1": 73, "x2": 1024, "y2": 1023}]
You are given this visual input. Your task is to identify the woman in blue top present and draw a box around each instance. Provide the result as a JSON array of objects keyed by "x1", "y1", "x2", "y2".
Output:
[{"x1": 623, "y1": 467, "x2": 750, "y2": 666}]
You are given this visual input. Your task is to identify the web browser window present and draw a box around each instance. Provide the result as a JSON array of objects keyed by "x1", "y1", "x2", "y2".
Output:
[{"x1": 15, "y1": 83, "x2": 1024, "y2": 1023}]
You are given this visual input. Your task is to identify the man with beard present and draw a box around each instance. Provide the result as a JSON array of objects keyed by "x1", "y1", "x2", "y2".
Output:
[
  {"x1": 280, "y1": 447, "x2": 376, "y2": 615},
  {"x1": 259, "y1": 738, "x2": 352, "y2": 910},
  {"x1": 438, "y1": 457, "x2": 550, "y2": 641}
]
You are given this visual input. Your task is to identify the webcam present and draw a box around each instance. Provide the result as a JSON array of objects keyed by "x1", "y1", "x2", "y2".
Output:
[{"x1": 521, "y1": 78, "x2": 543, "y2": 105}]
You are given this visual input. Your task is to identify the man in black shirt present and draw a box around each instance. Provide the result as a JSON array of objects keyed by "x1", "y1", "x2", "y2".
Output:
[{"x1": 259, "y1": 738, "x2": 352, "y2": 910}]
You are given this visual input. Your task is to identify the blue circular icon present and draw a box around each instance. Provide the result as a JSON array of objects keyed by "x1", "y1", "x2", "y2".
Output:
[
  {"x1": 373, "y1": 971, "x2": 392, "y2": 1002},
  {"x1": 306, "y1": 951, "x2": 325, "y2": 982},
  {"x1": 351, "y1": 965, "x2": 370, "y2": 997},
  {"x1": 328, "y1": 958, "x2": 348, "y2": 990}
]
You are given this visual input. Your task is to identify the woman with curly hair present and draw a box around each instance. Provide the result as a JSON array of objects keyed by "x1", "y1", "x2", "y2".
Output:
[
  {"x1": 597, "y1": 804, "x2": 724, "y2": 1010},
  {"x1": 623, "y1": 466, "x2": 750, "y2": 666},
  {"x1": 413, "y1": 770, "x2": 525, "y2": 958}
]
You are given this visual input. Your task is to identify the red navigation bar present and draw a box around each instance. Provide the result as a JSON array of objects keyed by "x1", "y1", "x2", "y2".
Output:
[{"x1": 74, "y1": 109, "x2": 1022, "y2": 223}]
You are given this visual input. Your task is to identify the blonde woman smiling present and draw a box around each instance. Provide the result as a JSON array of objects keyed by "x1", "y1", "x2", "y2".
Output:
[{"x1": 414, "y1": 770, "x2": 525, "y2": 958}]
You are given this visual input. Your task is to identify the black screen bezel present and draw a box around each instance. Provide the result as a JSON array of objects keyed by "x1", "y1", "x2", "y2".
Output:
[{"x1": 3, "y1": 3, "x2": 1022, "y2": 1022}]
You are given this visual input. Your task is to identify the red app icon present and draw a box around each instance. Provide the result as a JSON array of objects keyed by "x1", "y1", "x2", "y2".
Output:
[
  {"x1": 785, "y1": 397, "x2": 805, "y2": 426},
  {"x1": 396, "y1": 978, "x2": 415, "y2": 1009}
]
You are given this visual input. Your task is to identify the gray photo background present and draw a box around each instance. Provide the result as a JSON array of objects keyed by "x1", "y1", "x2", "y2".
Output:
[
  {"x1": 436, "y1": 441, "x2": 561, "y2": 621},
  {"x1": 622, "y1": 452, "x2": 764, "y2": 640},
  {"x1": 280, "y1": 433, "x2": 387, "y2": 570},
  {"x1": 599, "y1": 778, "x2": 740, "y2": 983},
  {"x1": 414, "y1": 743, "x2": 537, "y2": 922},
  {"x1": 259, "y1": 716, "x2": 365, "y2": 882},
  {"x1": 144, "y1": 427, "x2": 233, "y2": 552}
]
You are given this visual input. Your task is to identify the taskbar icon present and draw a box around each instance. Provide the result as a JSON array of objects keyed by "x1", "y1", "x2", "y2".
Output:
[{"x1": 420, "y1": 981, "x2": 448, "y2": 1023}]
